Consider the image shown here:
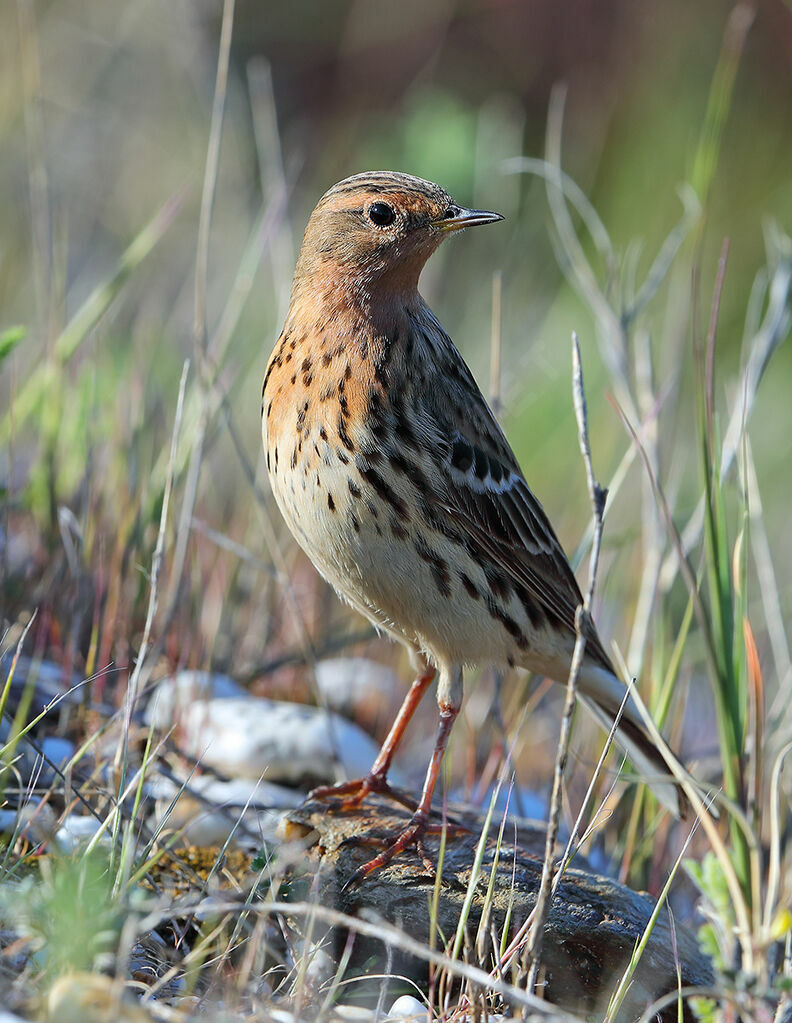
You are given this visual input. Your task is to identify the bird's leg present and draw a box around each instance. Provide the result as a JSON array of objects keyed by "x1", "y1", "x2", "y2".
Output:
[
  {"x1": 346, "y1": 668, "x2": 463, "y2": 883},
  {"x1": 308, "y1": 662, "x2": 436, "y2": 811},
  {"x1": 345, "y1": 701, "x2": 459, "y2": 884}
]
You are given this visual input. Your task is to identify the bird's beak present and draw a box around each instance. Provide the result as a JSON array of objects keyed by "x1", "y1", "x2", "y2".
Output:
[{"x1": 435, "y1": 206, "x2": 504, "y2": 232}]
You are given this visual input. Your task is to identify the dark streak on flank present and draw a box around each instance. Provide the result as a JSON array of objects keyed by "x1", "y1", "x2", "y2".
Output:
[
  {"x1": 458, "y1": 571, "x2": 480, "y2": 600},
  {"x1": 327, "y1": 493, "x2": 335, "y2": 512},
  {"x1": 391, "y1": 394, "x2": 420, "y2": 450},
  {"x1": 414, "y1": 535, "x2": 451, "y2": 598},
  {"x1": 485, "y1": 596, "x2": 529, "y2": 650},
  {"x1": 514, "y1": 583, "x2": 545, "y2": 631},
  {"x1": 388, "y1": 450, "x2": 427, "y2": 490},
  {"x1": 484, "y1": 565, "x2": 511, "y2": 601},
  {"x1": 359, "y1": 466, "x2": 409, "y2": 520},
  {"x1": 359, "y1": 446, "x2": 383, "y2": 466},
  {"x1": 338, "y1": 415, "x2": 355, "y2": 452},
  {"x1": 348, "y1": 479, "x2": 362, "y2": 499}
]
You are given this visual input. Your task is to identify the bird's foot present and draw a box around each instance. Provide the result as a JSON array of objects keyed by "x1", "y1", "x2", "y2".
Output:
[
  {"x1": 341, "y1": 813, "x2": 470, "y2": 887},
  {"x1": 343, "y1": 811, "x2": 430, "y2": 888},
  {"x1": 307, "y1": 774, "x2": 418, "y2": 813}
]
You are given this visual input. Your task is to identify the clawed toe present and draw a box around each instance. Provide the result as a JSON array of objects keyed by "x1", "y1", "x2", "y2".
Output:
[
  {"x1": 343, "y1": 818, "x2": 428, "y2": 889},
  {"x1": 308, "y1": 776, "x2": 420, "y2": 814}
]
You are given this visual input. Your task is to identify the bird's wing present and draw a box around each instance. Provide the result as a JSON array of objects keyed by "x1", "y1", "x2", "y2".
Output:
[{"x1": 415, "y1": 321, "x2": 613, "y2": 672}]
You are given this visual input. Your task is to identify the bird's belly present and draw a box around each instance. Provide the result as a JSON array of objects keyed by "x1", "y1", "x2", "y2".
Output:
[{"x1": 266, "y1": 437, "x2": 571, "y2": 675}]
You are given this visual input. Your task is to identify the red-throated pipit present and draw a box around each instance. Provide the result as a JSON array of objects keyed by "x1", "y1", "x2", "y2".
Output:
[{"x1": 262, "y1": 171, "x2": 689, "y2": 878}]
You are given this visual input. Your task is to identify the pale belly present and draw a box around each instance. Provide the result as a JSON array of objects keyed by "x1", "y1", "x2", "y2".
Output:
[{"x1": 265, "y1": 421, "x2": 573, "y2": 676}]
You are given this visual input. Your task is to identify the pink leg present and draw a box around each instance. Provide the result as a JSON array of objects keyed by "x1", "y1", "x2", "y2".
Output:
[
  {"x1": 346, "y1": 700, "x2": 460, "y2": 884},
  {"x1": 309, "y1": 662, "x2": 436, "y2": 810}
]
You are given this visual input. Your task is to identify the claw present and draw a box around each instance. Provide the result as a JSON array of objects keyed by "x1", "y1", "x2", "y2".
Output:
[
  {"x1": 342, "y1": 813, "x2": 429, "y2": 890},
  {"x1": 308, "y1": 775, "x2": 420, "y2": 813}
]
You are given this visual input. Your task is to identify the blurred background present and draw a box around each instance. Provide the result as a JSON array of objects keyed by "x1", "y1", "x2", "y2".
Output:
[{"x1": 1, "y1": 0, "x2": 792, "y2": 834}]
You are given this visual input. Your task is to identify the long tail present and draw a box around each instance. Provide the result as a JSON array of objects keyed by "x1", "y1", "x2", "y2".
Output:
[{"x1": 576, "y1": 663, "x2": 696, "y2": 819}]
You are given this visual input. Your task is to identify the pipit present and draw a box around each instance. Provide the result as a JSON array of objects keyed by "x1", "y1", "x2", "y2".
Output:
[{"x1": 263, "y1": 171, "x2": 689, "y2": 878}]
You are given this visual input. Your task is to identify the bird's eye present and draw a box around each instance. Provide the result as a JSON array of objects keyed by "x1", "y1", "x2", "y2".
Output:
[
  {"x1": 368, "y1": 202, "x2": 396, "y2": 227},
  {"x1": 444, "y1": 206, "x2": 459, "y2": 219}
]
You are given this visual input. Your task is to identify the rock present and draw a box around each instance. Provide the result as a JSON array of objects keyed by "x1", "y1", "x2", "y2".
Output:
[
  {"x1": 0, "y1": 801, "x2": 57, "y2": 846},
  {"x1": 146, "y1": 773, "x2": 301, "y2": 848},
  {"x1": 144, "y1": 670, "x2": 246, "y2": 729},
  {"x1": 40, "y1": 736, "x2": 76, "y2": 770},
  {"x1": 0, "y1": 731, "x2": 75, "y2": 789},
  {"x1": 282, "y1": 795, "x2": 714, "y2": 1023},
  {"x1": 314, "y1": 657, "x2": 401, "y2": 719},
  {"x1": 332, "y1": 1006, "x2": 378, "y2": 1021},
  {"x1": 45, "y1": 972, "x2": 154, "y2": 1022},
  {"x1": 127, "y1": 930, "x2": 186, "y2": 1000},
  {"x1": 56, "y1": 814, "x2": 109, "y2": 853},
  {"x1": 0, "y1": 928, "x2": 34, "y2": 976},
  {"x1": 387, "y1": 995, "x2": 430, "y2": 1021},
  {"x1": 159, "y1": 695, "x2": 382, "y2": 787}
]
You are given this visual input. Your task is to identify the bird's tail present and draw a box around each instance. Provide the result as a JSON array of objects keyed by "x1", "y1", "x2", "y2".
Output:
[{"x1": 575, "y1": 663, "x2": 703, "y2": 819}]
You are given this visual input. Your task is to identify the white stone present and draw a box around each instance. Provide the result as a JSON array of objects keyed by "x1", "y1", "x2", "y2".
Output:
[
  {"x1": 331, "y1": 1005, "x2": 377, "y2": 1021},
  {"x1": 147, "y1": 772, "x2": 302, "y2": 847},
  {"x1": 314, "y1": 657, "x2": 400, "y2": 717},
  {"x1": 144, "y1": 670, "x2": 246, "y2": 728},
  {"x1": 387, "y1": 994, "x2": 430, "y2": 1021},
  {"x1": 55, "y1": 813, "x2": 109, "y2": 853},
  {"x1": 167, "y1": 695, "x2": 381, "y2": 785},
  {"x1": 0, "y1": 801, "x2": 56, "y2": 845}
]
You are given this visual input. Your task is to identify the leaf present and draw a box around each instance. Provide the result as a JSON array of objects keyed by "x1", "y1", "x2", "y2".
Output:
[{"x1": 0, "y1": 325, "x2": 26, "y2": 364}]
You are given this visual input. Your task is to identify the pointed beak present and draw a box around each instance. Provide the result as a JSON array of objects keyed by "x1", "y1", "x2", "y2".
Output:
[{"x1": 435, "y1": 205, "x2": 504, "y2": 232}]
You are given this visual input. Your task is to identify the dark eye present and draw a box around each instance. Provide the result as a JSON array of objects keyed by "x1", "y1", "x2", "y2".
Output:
[
  {"x1": 444, "y1": 205, "x2": 460, "y2": 219},
  {"x1": 368, "y1": 202, "x2": 396, "y2": 227}
]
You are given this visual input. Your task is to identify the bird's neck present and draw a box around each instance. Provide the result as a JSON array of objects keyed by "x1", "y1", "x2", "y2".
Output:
[{"x1": 288, "y1": 261, "x2": 422, "y2": 342}]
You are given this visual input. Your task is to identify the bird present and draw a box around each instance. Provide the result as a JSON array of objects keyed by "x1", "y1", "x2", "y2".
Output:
[{"x1": 262, "y1": 170, "x2": 690, "y2": 879}]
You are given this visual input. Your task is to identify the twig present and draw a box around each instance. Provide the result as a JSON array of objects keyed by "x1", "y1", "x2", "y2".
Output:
[
  {"x1": 112, "y1": 362, "x2": 190, "y2": 829},
  {"x1": 193, "y1": 0, "x2": 236, "y2": 360},
  {"x1": 523, "y1": 333, "x2": 607, "y2": 998}
]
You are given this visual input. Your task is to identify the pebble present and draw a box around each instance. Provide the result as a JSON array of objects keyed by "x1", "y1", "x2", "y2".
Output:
[
  {"x1": 144, "y1": 670, "x2": 246, "y2": 729},
  {"x1": 0, "y1": 801, "x2": 56, "y2": 846},
  {"x1": 159, "y1": 694, "x2": 381, "y2": 786},
  {"x1": 147, "y1": 773, "x2": 301, "y2": 847},
  {"x1": 55, "y1": 813, "x2": 109, "y2": 853},
  {"x1": 314, "y1": 656, "x2": 401, "y2": 718},
  {"x1": 331, "y1": 1007, "x2": 377, "y2": 1021},
  {"x1": 387, "y1": 994, "x2": 430, "y2": 1021}
]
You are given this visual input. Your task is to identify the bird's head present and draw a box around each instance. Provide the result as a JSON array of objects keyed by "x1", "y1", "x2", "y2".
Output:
[{"x1": 291, "y1": 171, "x2": 503, "y2": 300}]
